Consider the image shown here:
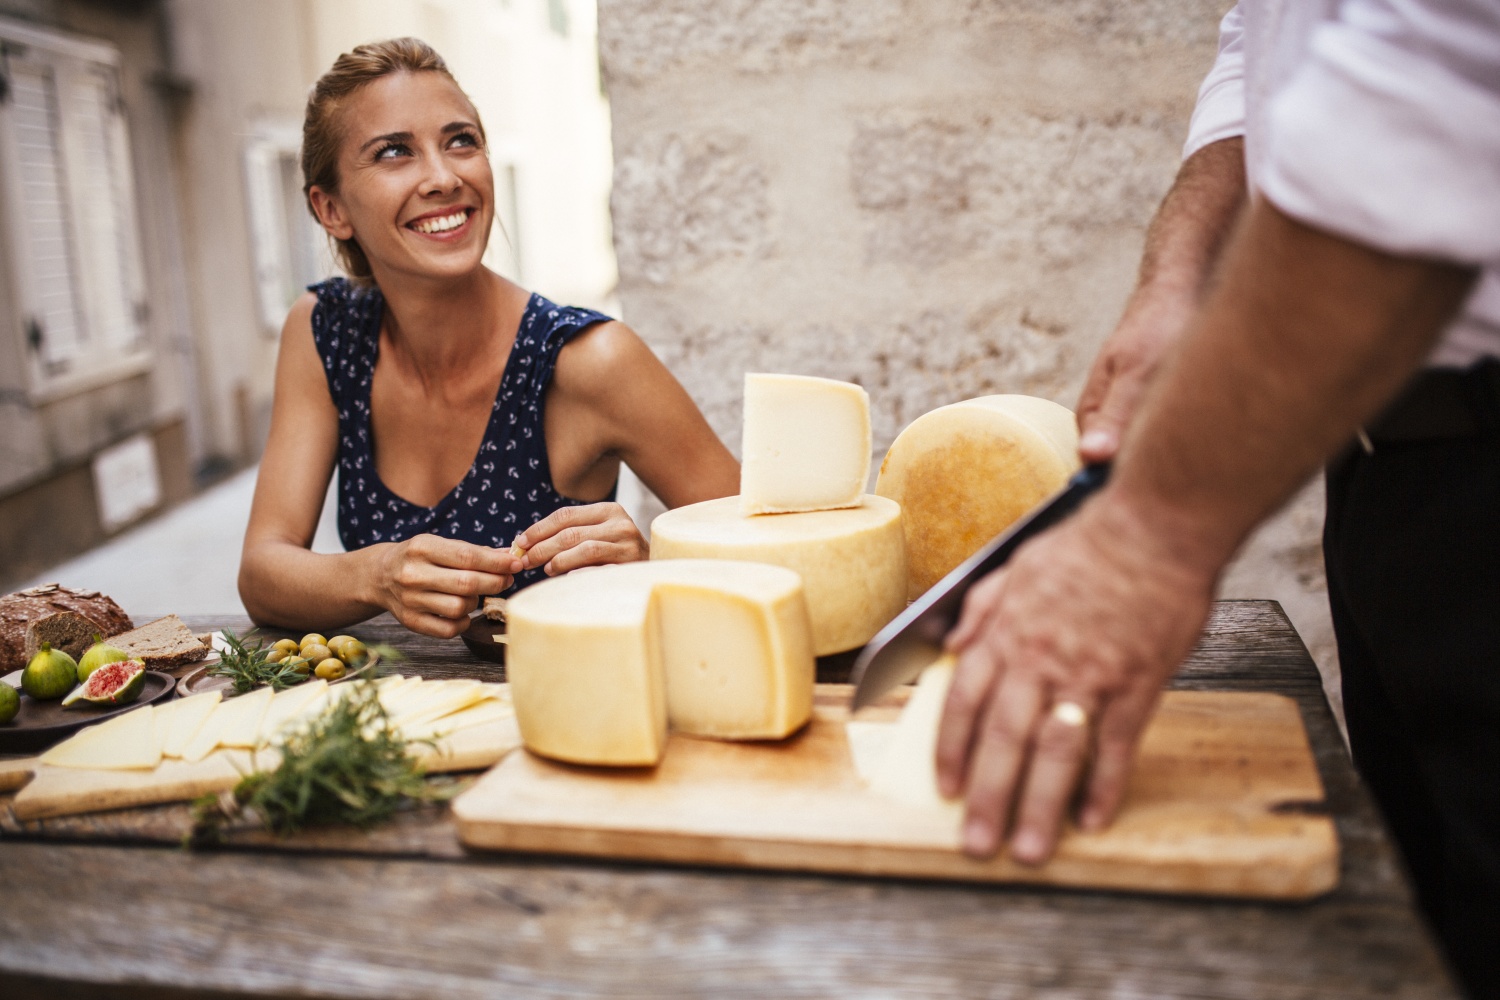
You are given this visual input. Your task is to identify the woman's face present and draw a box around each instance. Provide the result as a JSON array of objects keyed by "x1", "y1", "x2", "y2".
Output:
[{"x1": 312, "y1": 71, "x2": 493, "y2": 284}]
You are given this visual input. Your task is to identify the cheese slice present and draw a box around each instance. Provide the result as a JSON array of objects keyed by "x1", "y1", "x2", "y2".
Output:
[
  {"x1": 506, "y1": 560, "x2": 815, "y2": 766},
  {"x1": 155, "y1": 691, "x2": 222, "y2": 758},
  {"x1": 257, "y1": 680, "x2": 330, "y2": 745},
  {"x1": 856, "y1": 654, "x2": 964, "y2": 812},
  {"x1": 876, "y1": 394, "x2": 1079, "y2": 599},
  {"x1": 42, "y1": 705, "x2": 160, "y2": 771},
  {"x1": 182, "y1": 686, "x2": 274, "y2": 761},
  {"x1": 388, "y1": 680, "x2": 485, "y2": 729},
  {"x1": 740, "y1": 373, "x2": 872, "y2": 514},
  {"x1": 651, "y1": 494, "x2": 906, "y2": 655},
  {"x1": 400, "y1": 698, "x2": 515, "y2": 742}
]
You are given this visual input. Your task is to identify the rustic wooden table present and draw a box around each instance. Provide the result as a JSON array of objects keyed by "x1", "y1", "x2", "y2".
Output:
[{"x1": 0, "y1": 602, "x2": 1458, "y2": 999}]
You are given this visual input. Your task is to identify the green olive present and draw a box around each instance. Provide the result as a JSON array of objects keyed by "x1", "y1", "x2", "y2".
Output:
[
  {"x1": 299, "y1": 633, "x2": 328, "y2": 651},
  {"x1": 272, "y1": 638, "x2": 300, "y2": 656},
  {"x1": 266, "y1": 648, "x2": 289, "y2": 664},
  {"x1": 300, "y1": 643, "x2": 332, "y2": 665},
  {"x1": 284, "y1": 657, "x2": 311, "y2": 675},
  {"x1": 337, "y1": 639, "x2": 368, "y2": 666},
  {"x1": 314, "y1": 658, "x2": 346, "y2": 680},
  {"x1": 326, "y1": 635, "x2": 357, "y2": 656}
]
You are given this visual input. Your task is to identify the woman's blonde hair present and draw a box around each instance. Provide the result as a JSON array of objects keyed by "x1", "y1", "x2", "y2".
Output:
[{"x1": 302, "y1": 37, "x2": 486, "y2": 282}]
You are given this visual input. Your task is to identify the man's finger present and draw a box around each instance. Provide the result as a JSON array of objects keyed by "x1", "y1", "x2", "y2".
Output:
[
  {"x1": 959, "y1": 676, "x2": 1044, "y2": 858},
  {"x1": 946, "y1": 569, "x2": 1006, "y2": 652},
  {"x1": 935, "y1": 629, "x2": 1006, "y2": 797},
  {"x1": 1008, "y1": 694, "x2": 1097, "y2": 864},
  {"x1": 1078, "y1": 689, "x2": 1158, "y2": 832}
]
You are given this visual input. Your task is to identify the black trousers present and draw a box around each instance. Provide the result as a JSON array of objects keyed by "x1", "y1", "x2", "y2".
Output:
[{"x1": 1325, "y1": 433, "x2": 1500, "y2": 999}]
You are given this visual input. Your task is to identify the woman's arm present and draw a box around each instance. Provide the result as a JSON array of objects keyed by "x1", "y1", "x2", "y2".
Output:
[
  {"x1": 238, "y1": 293, "x2": 514, "y2": 636},
  {"x1": 513, "y1": 321, "x2": 739, "y2": 576}
]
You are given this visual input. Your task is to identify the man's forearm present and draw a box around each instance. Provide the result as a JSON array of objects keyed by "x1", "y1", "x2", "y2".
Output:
[
  {"x1": 1109, "y1": 201, "x2": 1477, "y2": 576},
  {"x1": 1132, "y1": 137, "x2": 1248, "y2": 308}
]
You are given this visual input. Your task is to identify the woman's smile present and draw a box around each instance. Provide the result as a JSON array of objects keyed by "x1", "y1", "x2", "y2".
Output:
[{"x1": 406, "y1": 206, "x2": 477, "y2": 239}]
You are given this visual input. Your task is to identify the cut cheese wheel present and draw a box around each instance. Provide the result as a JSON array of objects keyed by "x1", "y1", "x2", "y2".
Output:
[
  {"x1": 740, "y1": 373, "x2": 872, "y2": 514},
  {"x1": 651, "y1": 495, "x2": 906, "y2": 655},
  {"x1": 506, "y1": 560, "x2": 815, "y2": 766},
  {"x1": 876, "y1": 394, "x2": 1079, "y2": 599},
  {"x1": 42, "y1": 705, "x2": 160, "y2": 771},
  {"x1": 155, "y1": 691, "x2": 222, "y2": 758},
  {"x1": 852, "y1": 654, "x2": 963, "y2": 813}
]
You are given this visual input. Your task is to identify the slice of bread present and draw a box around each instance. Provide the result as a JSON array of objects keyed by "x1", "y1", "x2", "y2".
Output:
[
  {"x1": 24, "y1": 610, "x2": 107, "y2": 663},
  {"x1": 482, "y1": 597, "x2": 508, "y2": 622},
  {"x1": 108, "y1": 613, "x2": 209, "y2": 670}
]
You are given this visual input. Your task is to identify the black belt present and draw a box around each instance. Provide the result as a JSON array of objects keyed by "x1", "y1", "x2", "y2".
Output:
[{"x1": 1362, "y1": 357, "x2": 1500, "y2": 446}]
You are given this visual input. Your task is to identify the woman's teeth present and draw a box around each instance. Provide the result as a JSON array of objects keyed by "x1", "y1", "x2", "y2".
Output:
[{"x1": 412, "y1": 210, "x2": 468, "y2": 234}]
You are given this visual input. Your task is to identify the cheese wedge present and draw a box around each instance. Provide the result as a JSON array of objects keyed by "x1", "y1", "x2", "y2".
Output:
[
  {"x1": 506, "y1": 560, "x2": 815, "y2": 766},
  {"x1": 42, "y1": 705, "x2": 160, "y2": 771},
  {"x1": 155, "y1": 691, "x2": 222, "y2": 758},
  {"x1": 876, "y1": 395, "x2": 1079, "y2": 599},
  {"x1": 851, "y1": 654, "x2": 963, "y2": 812},
  {"x1": 651, "y1": 495, "x2": 906, "y2": 655},
  {"x1": 740, "y1": 373, "x2": 872, "y2": 515}
]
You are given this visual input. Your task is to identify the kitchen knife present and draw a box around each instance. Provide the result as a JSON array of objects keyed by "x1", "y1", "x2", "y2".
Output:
[{"x1": 848, "y1": 462, "x2": 1111, "y2": 710}]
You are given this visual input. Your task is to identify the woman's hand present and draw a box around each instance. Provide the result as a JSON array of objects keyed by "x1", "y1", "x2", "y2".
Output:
[
  {"x1": 511, "y1": 502, "x2": 649, "y2": 576},
  {"x1": 369, "y1": 534, "x2": 514, "y2": 638}
]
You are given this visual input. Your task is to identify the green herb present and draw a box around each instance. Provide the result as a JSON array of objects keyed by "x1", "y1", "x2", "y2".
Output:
[
  {"x1": 191, "y1": 678, "x2": 457, "y2": 841},
  {"x1": 206, "y1": 628, "x2": 307, "y2": 694}
]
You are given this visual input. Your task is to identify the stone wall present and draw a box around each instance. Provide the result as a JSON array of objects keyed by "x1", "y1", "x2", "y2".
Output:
[{"x1": 598, "y1": 0, "x2": 1342, "y2": 724}]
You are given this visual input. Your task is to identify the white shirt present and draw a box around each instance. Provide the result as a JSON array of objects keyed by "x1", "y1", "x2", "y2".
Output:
[{"x1": 1185, "y1": 0, "x2": 1500, "y2": 366}]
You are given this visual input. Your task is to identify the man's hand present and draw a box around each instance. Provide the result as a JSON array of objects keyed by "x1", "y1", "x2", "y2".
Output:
[
  {"x1": 935, "y1": 493, "x2": 1217, "y2": 863},
  {"x1": 511, "y1": 502, "x2": 649, "y2": 576},
  {"x1": 1075, "y1": 295, "x2": 1194, "y2": 464}
]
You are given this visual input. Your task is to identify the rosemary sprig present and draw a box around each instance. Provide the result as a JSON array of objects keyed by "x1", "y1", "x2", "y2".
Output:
[
  {"x1": 205, "y1": 628, "x2": 308, "y2": 694},
  {"x1": 192, "y1": 678, "x2": 457, "y2": 840}
]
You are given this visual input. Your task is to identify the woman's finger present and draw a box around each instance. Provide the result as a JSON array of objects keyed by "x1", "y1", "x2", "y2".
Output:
[{"x1": 512, "y1": 504, "x2": 615, "y2": 557}]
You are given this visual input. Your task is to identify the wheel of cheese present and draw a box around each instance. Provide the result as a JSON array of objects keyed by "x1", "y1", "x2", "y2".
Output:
[
  {"x1": 650, "y1": 495, "x2": 906, "y2": 656},
  {"x1": 505, "y1": 560, "x2": 815, "y2": 767},
  {"x1": 740, "y1": 373, "x2": 872, "y2": 514},
  {"x1": 875, "y1": 395, "x2": 1079, "y2": 600}
]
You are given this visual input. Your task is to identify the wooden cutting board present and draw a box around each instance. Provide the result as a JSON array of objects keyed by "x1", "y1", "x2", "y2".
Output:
[
  {"x1": 0, "y1": 718, "x2": 521, "y2": 821},
  {"x1": 453, "y1": 687, "x2": 1338, "y2": 900}
]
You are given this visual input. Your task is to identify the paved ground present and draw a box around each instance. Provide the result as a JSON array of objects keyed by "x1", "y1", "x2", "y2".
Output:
[{"x1": 16, "y1": 468, "x2": 340, "y2": 619}]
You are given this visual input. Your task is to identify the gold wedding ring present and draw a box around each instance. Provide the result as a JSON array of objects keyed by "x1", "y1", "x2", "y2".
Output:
[{"x1": 1050, "y1": 700, "x2": 1088, "y2": 728}]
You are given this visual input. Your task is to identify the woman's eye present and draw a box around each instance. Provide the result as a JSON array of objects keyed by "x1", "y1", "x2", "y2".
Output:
[
  {"x1": 374, "y1": 142, "x2": 411, "y2": 160},
  {"x1": 450, "y1": 131, "x2": 480, "y2": 150}
]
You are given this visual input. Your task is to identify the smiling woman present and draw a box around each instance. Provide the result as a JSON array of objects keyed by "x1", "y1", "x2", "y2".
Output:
[{"x1": 237, "y1": 38, "x2": 739, "y2": 639}]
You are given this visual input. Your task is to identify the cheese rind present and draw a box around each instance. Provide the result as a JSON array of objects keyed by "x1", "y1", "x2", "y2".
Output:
[
  {"x1": 506, "y1": 560, "x2": 815, "y2": 766},
  {"x1": 651, "y1": 494, "x2": 906, "y2": 655},
  {"x1": 876, "y1": 395, "x2": 1079, "y2": 599},
  {"x1": 740, "y1": 373, "x2": 872, "y2": 515}
]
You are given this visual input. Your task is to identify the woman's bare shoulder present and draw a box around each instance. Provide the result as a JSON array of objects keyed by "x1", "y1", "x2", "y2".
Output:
[{"x1": 552, "y1": 319, "x2": 655, "y2": 393}]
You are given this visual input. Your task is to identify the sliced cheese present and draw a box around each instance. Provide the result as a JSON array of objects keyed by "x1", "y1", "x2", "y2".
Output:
[
  {"x1": 182, "y1": 686, "x2": 274, "y2": 761},
  {"x1": 876, "y1": 394, "x2": 1079, "y2": 599},
  {"x1": 400, "y1": 698, "x2": 515, "y2": 742},
  {"x1": 155, "y1": 691, "x2": 222, "y2": 758},
  {"x1": 388, "y1": 680, "x2": 486, "y2": 729},
  {"x1": 650, "y1": 494, "x2": 906, "y2": 655},
  {"x1": 506, "y1": 560, "x2": 815, "y2": 766},
  {"x1": 740, "y1": 373, "x2": 871, "y2": 514},
  {"x1": 42, "y1": 705, "x2": 160, "y2": 771},
  {"x1": 859, "y1": 654, "x2": 963, "y2": 812},
  {"x1": 257, "y1": 680, "x2": 330, "y2": 745}
]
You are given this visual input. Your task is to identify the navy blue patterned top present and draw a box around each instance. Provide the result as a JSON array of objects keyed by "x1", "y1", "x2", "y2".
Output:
[{"x1": 308, "y1": 278, "x2": 616, "y2": 593}]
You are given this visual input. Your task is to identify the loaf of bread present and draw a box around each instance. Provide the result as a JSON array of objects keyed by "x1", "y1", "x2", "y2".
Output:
[
  {"x1": 0, "y1": 584, "x2": 134, "y2": 672},
  {"x1": 24, "y1": 611, "x2": 108, "y2": 663}
]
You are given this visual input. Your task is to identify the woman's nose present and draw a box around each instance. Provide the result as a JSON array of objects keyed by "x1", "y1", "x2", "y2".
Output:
[{"x1": 421, "y1": 153, "x2": 463, "y2": 196}]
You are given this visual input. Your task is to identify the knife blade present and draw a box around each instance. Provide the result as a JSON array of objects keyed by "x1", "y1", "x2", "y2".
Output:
[{"x1": 848, "y1": 462, "x2": 1111, "y2": 710}]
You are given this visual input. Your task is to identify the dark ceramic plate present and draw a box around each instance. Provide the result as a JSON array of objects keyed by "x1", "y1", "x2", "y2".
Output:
[
  {"x1": 460, "y1": 614, "x2": 507, "y2": 666},
  {"x1": 0, "y1": 670, "x2": 176, "y2": 754}
]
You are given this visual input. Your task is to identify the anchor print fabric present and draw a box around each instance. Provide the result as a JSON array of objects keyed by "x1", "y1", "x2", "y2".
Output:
[{"x1": 308, "y1": 278, "x2": 616, "y2": 594}]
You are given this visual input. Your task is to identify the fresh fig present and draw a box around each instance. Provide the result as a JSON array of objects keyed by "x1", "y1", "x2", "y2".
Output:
[
  {"x1": 61, "y1": 658, "x2": 146, "y2": 707},
  {"x1": 77, "y1": 634, "x2": 130, "y2": 681},
  {"x1": 22, "y1": 643, "x2": 78, "y2": 700}
]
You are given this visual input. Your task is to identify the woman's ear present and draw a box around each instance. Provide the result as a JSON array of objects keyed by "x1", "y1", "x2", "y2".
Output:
[{"x1": 308, "y1": 186, "x2": 355, "y2": 241}]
